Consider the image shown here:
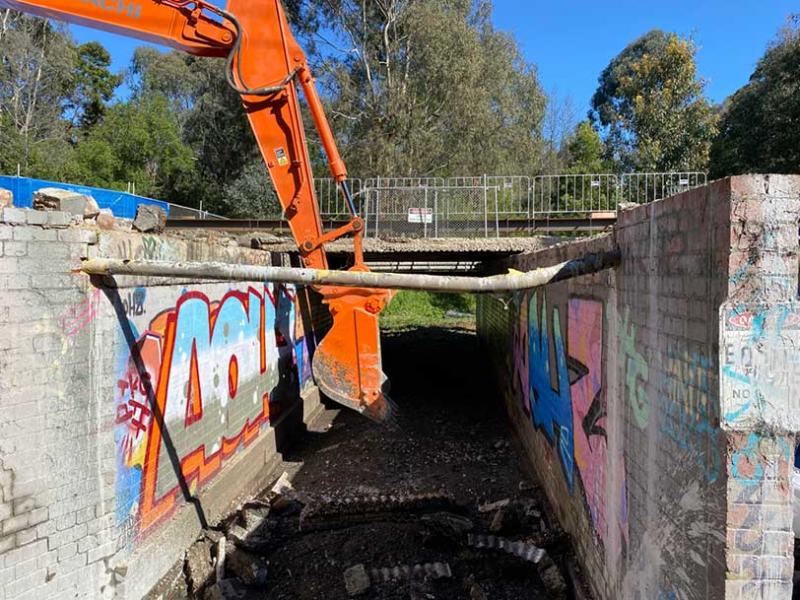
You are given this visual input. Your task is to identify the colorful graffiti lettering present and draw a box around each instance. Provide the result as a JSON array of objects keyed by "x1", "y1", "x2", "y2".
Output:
[
  {"x1": 620, "y1": 308, "x2": 649, "y2": 428},
  {"x1": 114, "y1": 283, "x2": 311, "y2": 541},
  {"x1": 528, "y1": 293, "x2": 575, "y2": 490},
  {"x1": 527, "y1": 293, "x2": 628, "y2": 549}
]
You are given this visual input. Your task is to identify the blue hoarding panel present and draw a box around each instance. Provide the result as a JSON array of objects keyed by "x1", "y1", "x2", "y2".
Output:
[{"x1": 0, "y1": 176, "x2": 170, "y2": 219}]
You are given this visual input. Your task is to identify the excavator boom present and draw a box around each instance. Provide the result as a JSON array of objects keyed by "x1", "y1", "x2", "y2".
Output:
[{"x1": 0, "y1": 0, "x2": 393, "y2": 420}]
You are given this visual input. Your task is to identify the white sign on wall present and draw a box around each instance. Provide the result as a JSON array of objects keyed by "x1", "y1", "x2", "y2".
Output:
[{"x1": 720, "y1": 302, "x2": 800, "y2": 430}]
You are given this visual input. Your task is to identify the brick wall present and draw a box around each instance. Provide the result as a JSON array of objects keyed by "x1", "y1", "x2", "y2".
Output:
[
  {"x1": 477, "y1": 175, "x2": 800, "y2": 600},
  {"x1": 0, "y1": 208, "x2": 326, "y2": 599}
]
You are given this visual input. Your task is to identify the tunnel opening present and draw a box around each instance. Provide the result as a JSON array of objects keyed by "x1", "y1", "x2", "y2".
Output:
[{"x1": 156, "y1": 316, "x2": 586, "y2": 600}]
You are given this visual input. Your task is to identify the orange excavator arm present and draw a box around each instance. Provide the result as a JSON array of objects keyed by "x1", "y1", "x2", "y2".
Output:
[{"x1": 0, "y1": 0, "x2": 393, "y2": 421}]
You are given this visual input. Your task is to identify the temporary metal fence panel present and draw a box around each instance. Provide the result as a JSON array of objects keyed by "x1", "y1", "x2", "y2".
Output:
[
  {"x1": 363, "y1": 177, "x2": 445, "y2": 190},
  {"x1": 532, "y1": 174, "x2": 619, "y2": 217},
  {"x1": 319, "y1": 172, "x2": 708, "y2": 236},
  {"x1": 363, "y1": 186, "x2": 500, "y2": 239},
  {"x1": 619, "y1": 172, "x2": 707, "y2": 205},
  {"x1": 363, "y1": 187, "x2": 433, "y2": 238},
  {"x1": 315, "y1": 177, "x2": 363, "y2": 219},
  {"x1": 435, "y1": 186, "x2": 499, "y2": 238},
  {"x1": 447, "y1": 176, "x2": 530, "y2": 224}
]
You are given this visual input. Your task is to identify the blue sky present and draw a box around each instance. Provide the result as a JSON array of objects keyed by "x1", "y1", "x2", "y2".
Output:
[{"x1": 72, "y1": 0, "x2": 795, "y2": 114}]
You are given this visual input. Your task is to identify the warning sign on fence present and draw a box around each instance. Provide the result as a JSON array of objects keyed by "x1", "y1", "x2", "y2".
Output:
[{"x1": 408, "y1": 207, "x2": 433, "y2": 224}]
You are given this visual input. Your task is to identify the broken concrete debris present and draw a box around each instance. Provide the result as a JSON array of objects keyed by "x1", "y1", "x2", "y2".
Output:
[
  {"x1": 343, "y1": 564, "x2": 371, "y2": 596},
  {"x1": 0, "y1": 187, "x2": 12, "y2": 208},
  {"x1": 214, "y1": 536, "x2": 227, "y2": 585},
  {"x1": 225, "y1": 548, "x2": 268, "y2": 586},
  {"x1": 202, "y1": 578, "x2": 248, "y2": 600},
  {"x1": 133, "y1": 203, "x2": 167, "y2": 233},
  {"x1": 95, "y1": 208, "x2": 116, "y2": 230},
  {"x1": 241, "y1": 505, "x2": 270, "y2": 535},
  {"x1": 184, "y1": 538, "x2": 215, "y2": 595},
  {"x1": 32, "y1": 187, "x2": 100, "y2": 217},
  {"x1": 160, "y1": 325, "x2": 579, "y2": 599},
  {"x1": 477, "y1": 498, "x2": 510, "y2": 513},
  {"x1": 270, "y1": 471, "x2": 294, "y2": 497}
]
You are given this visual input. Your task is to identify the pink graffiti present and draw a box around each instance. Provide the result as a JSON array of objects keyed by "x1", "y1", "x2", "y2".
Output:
[
  {"x1": 512, "y1": 299, "x2": 530, "y2": 416},
  {"x1": 568, "y1": 299, "x2": 629, "y2": 549},
  {"x1": 58, "y1": 289, "x2": 102, "y2": 337},
  {"x1": 116, "y1": 333, "x2": 161, "y2": 465}
]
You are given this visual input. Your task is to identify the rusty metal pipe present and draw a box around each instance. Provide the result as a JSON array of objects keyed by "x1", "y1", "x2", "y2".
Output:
[{"x1": 80, "y1": 249, "x2": 620, "y2": 293}]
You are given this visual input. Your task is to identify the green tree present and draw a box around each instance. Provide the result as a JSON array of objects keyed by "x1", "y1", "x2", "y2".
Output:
[
  {"x1": 69, "y1": 42, "x2": 121, "y2": 132},
  {"x1": 220, "y1": 158, "x2": 281, "y2": 218},
  {"x1": 128, "y1": 47, "x2": 260, "y2": 212},
  {"x1": 69, "y1": 95, "x2": 195, "y2": 200},
  {"x1": 709, "y1": 16, "x2": 800, "y2": 177},
  {"x1": 565, "y1": 120, "x2": 606, "y2": 173},
  {"x1": 316, "y1": 0, "x2": 546, "y2": 176},
  {"x1": 591, "y1": 29, "x2": 718, "y2": 172},
  {"x1": 0, "y1": 10, "x2": 77, "y2": 178}
]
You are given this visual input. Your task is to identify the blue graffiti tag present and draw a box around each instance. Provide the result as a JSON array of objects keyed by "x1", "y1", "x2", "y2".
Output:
[{"x1": 528, "y1": 293, "x2": 574, "y2": 490}]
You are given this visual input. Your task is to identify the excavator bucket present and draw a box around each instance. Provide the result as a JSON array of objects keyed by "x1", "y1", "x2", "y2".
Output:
[{"x1": 312, "y1": 286, "x2": 394, "y2": 423}]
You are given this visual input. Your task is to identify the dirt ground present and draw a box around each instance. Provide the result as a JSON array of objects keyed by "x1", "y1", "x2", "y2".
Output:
[{"x1": 172, "y1": 325, "x2": 582, "y2": 600}]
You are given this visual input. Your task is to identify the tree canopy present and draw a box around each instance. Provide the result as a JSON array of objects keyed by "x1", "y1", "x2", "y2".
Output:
[
  {"x1": 709, "y1": 17, "x2": 800, "y2": 177},
  {"x1": 565, "y1": 121, "x2": 606, "y2": 173},
  {"x1": 2, "y1": 5, "x2": 800, "y2": 216},
  {"x1": 590, "y1": 29, "x2": 718, "y2": 172},
  {"x1": 315, "y1": 0, "x2": 546, "y2": 177}
]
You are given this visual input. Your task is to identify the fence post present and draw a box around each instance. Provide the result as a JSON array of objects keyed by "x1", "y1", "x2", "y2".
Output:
[
  {"x1": 424, "y1": 187, "x2": 429, "y2": 239},
  {"x1": 434, "y1": 189, "x2": 439, "y2": 238},
  {"x1": 483, "y1": 174, "x2": 488, "y2": 238},
  {"x1": 494, "y1": 187, "x2": 500, "y2": 239}
]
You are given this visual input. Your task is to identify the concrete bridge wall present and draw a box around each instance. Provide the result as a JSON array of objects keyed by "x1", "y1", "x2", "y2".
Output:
[
  {"x1": 477, "y1": 175, "x2": 800, "y2": 599},
  {"x1": 0, "y1": 209, "x2": 327, "y2": 599}
]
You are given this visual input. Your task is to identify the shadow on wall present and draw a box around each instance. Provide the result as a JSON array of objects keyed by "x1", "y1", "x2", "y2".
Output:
[{"x1": 93, "y1": 275, "x2": 318, "y2": 548}]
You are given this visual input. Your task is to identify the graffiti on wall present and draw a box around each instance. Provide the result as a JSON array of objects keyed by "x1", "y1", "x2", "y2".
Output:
[
  {"x1": 660, "y1": 346, "x2": 721, "y2": 483},
  {"x1": 529, "y1": 292, "x2": 575, "y2": 490},
  {"x1": 511, "y1": 297, "x2": 529, "y2": 416},
  {"x1": 527, "y1": 293, "x2": 629, "y2": 548},
  {"x1": 727, "y1": 431, "x2": 793, "y2": 568},
  {"x1": 620, "y1": 308, "x2": 649, "y2": 429},
  {"x1": 568, "y1": 298, "x2": 629, "y2": 549},
  {"x1": 114, "y1": 283, "x2": 313, "y2": 543}
]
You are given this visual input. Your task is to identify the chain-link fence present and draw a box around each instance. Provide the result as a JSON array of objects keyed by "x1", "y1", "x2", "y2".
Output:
[{"x1": 363, "y1": 186, "x2": 506, "y2": 238}]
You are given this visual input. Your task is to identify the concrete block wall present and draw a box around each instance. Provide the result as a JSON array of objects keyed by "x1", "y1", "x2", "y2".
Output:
[
  {"x1": 477, "y1": 175, "x2": 800, "y2": 599},
  {"x1": 0, "y1": 208, "x2": 325, "y2": 599}
]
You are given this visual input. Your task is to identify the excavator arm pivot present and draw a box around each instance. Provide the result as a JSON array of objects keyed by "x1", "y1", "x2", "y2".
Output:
[{"x1": 0, "y1": 0, "x2": 393, "y2": 420}]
